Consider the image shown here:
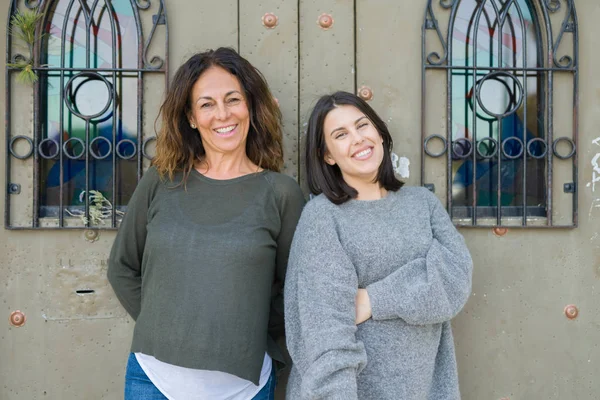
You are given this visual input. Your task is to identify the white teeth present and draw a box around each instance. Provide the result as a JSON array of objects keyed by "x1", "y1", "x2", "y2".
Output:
[
  {"x1": 354, "y1": 148, "x2": 372, "y2": 158},
  {"x1": 215, "y1": 125, "x2": 235, "y2": 133}
]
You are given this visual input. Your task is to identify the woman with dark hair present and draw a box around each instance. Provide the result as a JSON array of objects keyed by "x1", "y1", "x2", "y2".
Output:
[
  {"x1": 107, "y1": 47, "x2": 304, "y2": 400},
  {"x1": 285, "y1": 91, "x2": 473, "y2": 399}
]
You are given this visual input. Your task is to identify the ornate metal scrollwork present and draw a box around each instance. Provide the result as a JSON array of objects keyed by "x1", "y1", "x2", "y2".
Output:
[
  {"x1": 439, "y1": 0, "x2": 458, "y2": 10},
  {"x1": 551, "y1": 1, "x2": 576, "y2": 68},
  {"x1": 11, "y1": 54, "x2": 28, "y2": 63},
  {"x1": 424, "y1": 0, "x2": 460, "y2": 66},
  {"x1": 142, "y1": 0, "x2": 166, "y2": 70},
  {"x1": 24, "y1": 0, "x2": 42, "y2": 10},
  {"x1": 422, "y1": 0, "x2": 579, "y2": 227},
  {"x1": 544, "y1": 0, "x2": 561, "y2": 13},
  {"x1": 135, "y1": 0, "x2": 152, "y2": 10},
  {"x1": 5, "y1": 0, "x2": 168, "y2": 229}
]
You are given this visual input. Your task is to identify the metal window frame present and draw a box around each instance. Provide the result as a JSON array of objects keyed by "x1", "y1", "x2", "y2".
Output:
[
  {"x1": 421, "y1": 0, "x2": 578, "y2": 228},
  {"x1": 5, "y1": 0, "x2": 168, "y2": 229}
]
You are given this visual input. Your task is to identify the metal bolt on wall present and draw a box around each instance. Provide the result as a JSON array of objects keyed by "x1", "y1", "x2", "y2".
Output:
[
  {"x1": 262, "y1": 13, "x2": 278, "y2": 29},
  {"x1": 358, "y1": 86, "x2": 373, "y2": 101},
  {"x1": 564, "y1": 304, "x2": 578, "y2": 319},
  {"x1": 9, "y1": 310, "x2": 26, "y2": 327},
  {"x1": 317, "y1": 13, "x2": 334, "y2": 30}
]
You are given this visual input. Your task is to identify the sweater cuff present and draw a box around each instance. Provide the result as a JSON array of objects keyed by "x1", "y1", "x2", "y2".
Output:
[
  {"x1": 366, "y1": 278, "x2": 396, "y2": 321},
  {"x1": 302, "y1": 367, "x2": 360, "y2": 400}
]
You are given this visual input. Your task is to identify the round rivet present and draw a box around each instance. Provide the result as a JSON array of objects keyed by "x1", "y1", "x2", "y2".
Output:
[
  {"x1": 8, "y1": 183, "x2": 20, "y2": 194},
  {"x1": 493, "y1": 227, "x2": 508, "y2": 237},
  {"x1": 564, "y1": 304, "x2": 578, "y2": 319},
  {"x1": 317, "y1": 13, "x2": 334, "y2": 30},
  {"x1": 84, "y1": 230, "x2": 99, "y2": 243},
  {"x1": 262, "y1": 12, "x2": 278, "y2": 29},
  {"x1": 358, "y1": 86, "x2": 373, "y2": 101},
  {"x1": 9, "y1": 310, "x2": 26, "y2": 327}
]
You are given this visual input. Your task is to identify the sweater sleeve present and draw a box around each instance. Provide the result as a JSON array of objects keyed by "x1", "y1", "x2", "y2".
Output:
[
  {"x1": 269, "y1": 177, "x2": 305, "y2": 340},
  {"x1": 286, "y1": 201, "x2": 367, "y2": 400},
  {"x1": 107, "y1": 167, "x2": 160, "y2": 320},
  {"x1": 366, "y1": 189, "x2": 473, "y2": 325}
]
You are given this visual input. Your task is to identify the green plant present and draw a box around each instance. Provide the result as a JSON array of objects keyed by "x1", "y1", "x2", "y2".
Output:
[
  {"x1": 7, "y1": 9, "x2": 45, "y2": 84},
  {"x1": 66, "y1": 190, "x2": 125, "y2": 225}
]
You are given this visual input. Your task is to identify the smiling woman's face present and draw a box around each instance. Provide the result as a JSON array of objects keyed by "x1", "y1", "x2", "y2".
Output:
[
  {"x1": 323, "y1": 105, "x2": 384, "y2": 185},
  {"x1": 188, "y1": 66, "x2": 250, "y2": 157}
]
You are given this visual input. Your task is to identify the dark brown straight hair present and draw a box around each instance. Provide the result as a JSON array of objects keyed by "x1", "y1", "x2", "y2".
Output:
[
  {"x1": 153, "y1": 47, "x2": 283, "y2": 183},
  {"x1": 305, "y1": 91, "x2": 403, "y2": 204}
]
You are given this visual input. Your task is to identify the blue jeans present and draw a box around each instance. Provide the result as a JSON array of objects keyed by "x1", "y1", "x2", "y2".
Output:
[{"x1": 124, "y1": 353, "x2": 277, "y2": 400}]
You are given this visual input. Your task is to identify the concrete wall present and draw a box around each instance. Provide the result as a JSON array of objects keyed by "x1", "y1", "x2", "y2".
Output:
[{"x1": 1, "y1": 0, "x2": 598, "y2": 399}]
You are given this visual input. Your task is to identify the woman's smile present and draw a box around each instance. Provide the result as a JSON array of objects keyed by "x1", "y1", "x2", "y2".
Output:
[
  {"x1": 214, "y1": 124, "x2": 238, "y2": 137},
  {"x1": 351, "y1": 146, "x2": 374, "y2": 160}
]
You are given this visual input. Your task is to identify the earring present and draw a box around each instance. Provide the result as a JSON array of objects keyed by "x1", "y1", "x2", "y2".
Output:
[{"x1": 190, "y1": 123, "x2": 197, "y2": 129}]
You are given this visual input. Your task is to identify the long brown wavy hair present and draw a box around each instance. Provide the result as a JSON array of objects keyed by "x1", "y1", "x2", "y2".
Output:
[{"x1": 153, "y1": 47, "x2": 283, "y2": 183}]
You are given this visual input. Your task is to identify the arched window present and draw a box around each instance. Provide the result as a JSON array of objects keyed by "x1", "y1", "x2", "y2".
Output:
[
  {"x1": 6, "y1": 0, "x2": 168, "y2": 229},
  {"x1": 421, "y1": 0, "x2": 577, "y2": 227}
]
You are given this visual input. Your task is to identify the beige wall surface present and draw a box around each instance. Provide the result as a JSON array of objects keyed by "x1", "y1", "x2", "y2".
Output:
[{"x1": 1, "y1": 0, "x2": 599, "y2": 399}]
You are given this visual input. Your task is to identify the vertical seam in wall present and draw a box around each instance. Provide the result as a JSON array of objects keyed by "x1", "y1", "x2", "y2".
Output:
[
  {"x1": 353, "y1": 0, "x2": 357, "y2": 93},
  {"x1": 237, "y1": 0, "x2": 240, "y2": 52},
  {"x1": 297, "y1": 0, "x2": 301, "y2": 180}
]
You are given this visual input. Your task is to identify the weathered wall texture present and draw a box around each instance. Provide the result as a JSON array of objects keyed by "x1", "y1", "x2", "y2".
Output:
[{"x1": 1, "y1": 1, "x2": 599, "y2": 399}]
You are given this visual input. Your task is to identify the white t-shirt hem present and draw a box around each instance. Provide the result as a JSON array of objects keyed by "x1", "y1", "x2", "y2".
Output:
[{"x1": 135, "y1": 352, "x2": 272, "y2": 400}]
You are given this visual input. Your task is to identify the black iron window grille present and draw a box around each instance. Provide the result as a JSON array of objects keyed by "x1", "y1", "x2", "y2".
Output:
[
  {"x1": 6, "y1": 0, "x2": 168, "y2": 229},
  {"x1": 421, "y1": 0, "x2": 578, "y2": 228}
]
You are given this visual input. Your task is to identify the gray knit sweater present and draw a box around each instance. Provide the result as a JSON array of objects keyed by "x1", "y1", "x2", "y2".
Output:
[{"x1": 284, "y1": 186, "x2": 473, "y2": 400}]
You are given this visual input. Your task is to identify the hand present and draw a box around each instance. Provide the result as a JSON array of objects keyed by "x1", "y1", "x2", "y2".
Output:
[{"x1": 355, "y1": 288, "x2": 372, "y2": 325}]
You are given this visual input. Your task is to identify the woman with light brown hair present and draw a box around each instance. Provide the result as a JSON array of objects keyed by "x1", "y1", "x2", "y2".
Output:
[{"x1": 108, "y1": 47, "x2": 304, "y2": 400}]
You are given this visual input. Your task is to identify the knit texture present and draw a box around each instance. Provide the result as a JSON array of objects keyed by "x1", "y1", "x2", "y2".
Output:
[
  {"x1": 284, "y1": 186, "x2": 473, "y2": 399},
  {"x1": 107, "y1": 167, "x2": 305, "y2": 385}
]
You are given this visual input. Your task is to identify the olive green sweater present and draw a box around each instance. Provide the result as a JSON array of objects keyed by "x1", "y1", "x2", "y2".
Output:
[{"x1": 107, "y1": 167, "x2": 305, "y2": 385}]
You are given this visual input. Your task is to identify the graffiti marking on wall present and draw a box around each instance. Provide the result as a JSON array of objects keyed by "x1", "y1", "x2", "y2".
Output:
[
  {"x1": 587, "y1": 137, "x2": 600, "y2": 192},
  {"x1": 391, "y1": 153, "x2": 410, "y2": 179},
  {"x1": 590, "y1": 198, "x2": 600, "y2": 219}
]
